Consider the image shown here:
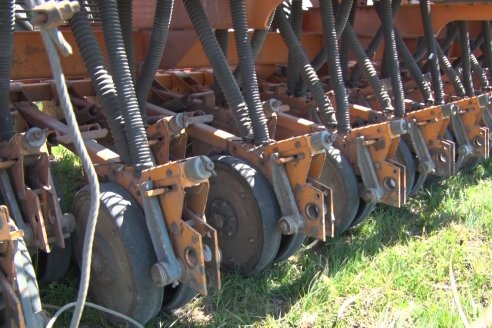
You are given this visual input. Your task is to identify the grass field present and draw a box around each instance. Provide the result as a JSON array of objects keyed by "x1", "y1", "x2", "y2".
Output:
[{"x1": 45, "y1": 148, "x2": 492, "y2": 327}]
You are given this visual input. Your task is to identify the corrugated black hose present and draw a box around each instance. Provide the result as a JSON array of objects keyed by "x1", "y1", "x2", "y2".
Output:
[
  {"x1": 439, "y1": 23, "x2": 459, "y2": 56},
  {"x1": 376, "y1": 0, "x2": 405, "y2": 118},
  {"x1": 230, "y1": 0, "x2": 270, "y2": 145},
  {"x1": 214, "y1": 29, "x2": 228, "y2": 107},
  {"x1": 319, "y1": 0, "x2": 350, "y2": 133},
  {"x1": 452, "y1": 30, "x2": 483, "y2": 67},
  {"x1": 340, "y1": 2, "x2": 356, "y2": 83},
  {"x1": 286, "y1": 0, "x2": 303, "y2": 96},
  {"x1": 482, "y1": 21, "x2": 492, "y2": 78},
  {"x1": 0, "y1": 0, "x2": 15, "y2": 141},
  {"x1": 311, "y1": 0, "x2": 353, "y2": 72},
  {"x1": 97, "y1": 0, "x2": 154, "y2": 172},
  {"x1": 458, "y1": 21, "x2": 474, "y2": 97},
  {"x1": 118, "y1": 0, "x2": 136, "y2": 82},
  {"x1": 394, "y1": 30, "x2": 433, "y2": 104},
  {"x1": 275, "y1": 5, "x2": 337, "y2": 128},
  {"x1": 233, "y1": 12, "x2": 275, "y2": 86},
  {"x1": 470, "y1": 53, "x2": 490, "y2": 91},
  {"x1": 135, "y1": 0, "x2": 174, "y2": 121},
  {"x1": 343, "y1": 24, "x2": 394, "y2": 113},
  {"x1": 435, "y1": 41, "x2": 466, "y2": 98},
  {"x1": 421, "y1": 23, "x2": 458, "y2": 75},
  {"x1": 70, "y1": 5, "x2": 131, "y2": 163},
  {"x1": 183, "y1": 0, "x2": 253, "y2": 140},
  {"x1": 349, "y1": 0, "x2": 401, "y2": 86},
  {"x1": 419, "y1": 0, "x2": 444, "y2": 104}
]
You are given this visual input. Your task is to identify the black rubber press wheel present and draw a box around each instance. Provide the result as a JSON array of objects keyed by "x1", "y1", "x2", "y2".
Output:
[
  {"x1": 73, "y1": 183, "x2": 163, "y2": 325},
  {"x1": 206, "y1": 156, "x2": 282, "y2": 275}
]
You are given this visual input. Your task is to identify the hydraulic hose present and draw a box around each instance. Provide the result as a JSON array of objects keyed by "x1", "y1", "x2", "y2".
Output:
[
  {"x1": 482, "y1": 21, "x2": 492, "y2": 79},
  {"x1": 458, "y1": 21, "x2": 474, "y2": 97},
  {"x1": 344, "y1": 24, "x2": 393, "y2": 113},
  {"x1": 275, "y1": 6, "x2": 337, "y2": 128},
  {"x1": 394, "y1": 30, "x2": 433, "y2": 104},
  {"x1": 183, "y1": 0, "x2": 252, "y2": 140},
  {"x1": 135, "y1": 0, "x2": 174, "y2": 120},
  {"x1": 376, "y1": 0, "x2": 405, "y2": 118},
  {"x1": 436, "y1": 41, "x2": 466, "y2": 98},
  {"x1": 230, "y1": 0, "x2": 270, "y2": 144},
  {"x1": 420, "y1": 0, "x2": 444, "y2": 104},
  {"x1": 0, "y1": 0, "x2": 15, "y2": 141},
  {"x1": 97, "y1": 0, "x2": 154, "y2": 172},
  {"x1": 319, "y1": 0, "x2": 350, "y2": 133},
  {"x1": 311, "y1": 0, "x2": 353, "y2": 72},
  {"x1": 70, "y1": 6, "x2": 131, "y2": 163},
  {"x1": 286, "y1": 0, "x2": 303, "y2": 96},
  {"x1": 214, "y1": 29, "x2": 228, "y2": 107},
  {"x1": 118, "y1": 0, "x2": 136, "y2": 81},
  {"x1": 349, "y1": 0, "x2": 401, "y2": 85}
]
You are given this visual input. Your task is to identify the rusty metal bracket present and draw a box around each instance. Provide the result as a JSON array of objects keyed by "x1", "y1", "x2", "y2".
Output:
[
  {"x1": 0, "y1": 130, "x2": 65, "y2": 252},
  {"x1": 355, "y1": 136, "x2": 384, "y2": 205},
  {"x1": 407, "y1": 120, "x2": 435, "y2": 194},
  {"x1": 139, "y1": 157, "x2": 219, "y2": 295},
  {"x1": 482, "y1": 95, "x2": 492, "y2": 143},
  {"x1": 450, "y1": 108, "x2": 473, "y2": 170},
  {"x1": 270, "y1": 152, "x2": 305, "y2": 235},
  {"x1": 451, "y1": 96, "x2": 490, "y2": 169}
]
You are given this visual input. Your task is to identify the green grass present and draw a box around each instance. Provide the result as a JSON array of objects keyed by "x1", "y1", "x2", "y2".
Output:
[{"x1": 44, "y1": 150, "x2": 492, "y2": 328}]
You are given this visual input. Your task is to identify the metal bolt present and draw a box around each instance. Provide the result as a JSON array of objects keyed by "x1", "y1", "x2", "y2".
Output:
[
  {"x1": 203, "y1": 245, "x2": 212, "y2": 262},
  {"x1": 184, "y1": 156, "x2": 215, "y2": 181},
  {"x1": 458, "y1": 145, "x2": 472, "y2": 156},
  {"x1": 384, "y1": 177, "x2": 397, "y2": 191},
  {"x1": 24, "y1": 127, "x2": 47, "y2": 149},
  {"x1": 278, "y1": 216, "x2": 296, "y2": 235},
  {"x1": 361, "y1": 189, "x2": 378, "y2": 203},
  {"x1": 61, "y1": 213, "x2": 76, "y2": 234},
  {"x1": 212, "y1": 214, "x2": 224, "y2": 228},
  {"x1": 278, "y1": 219, "x2": 291, "y2": 235},
  {"x1": 151, "y1": 262, "x2": 170, "y2": 287},
  {"x1": 310, "y1": 131, "x2": 332, "y2": 152},
  {"x1": 417, "y1": 161, "x2": 433, "y2": 174},
  {"x1": 390, "y1": 119, "x2": 409, "y2": 135}
]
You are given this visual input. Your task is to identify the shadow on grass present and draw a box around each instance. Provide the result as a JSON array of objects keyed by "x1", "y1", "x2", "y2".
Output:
[{"x1": 157, "y1": 158, "x2": 492, "y2": 327}]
